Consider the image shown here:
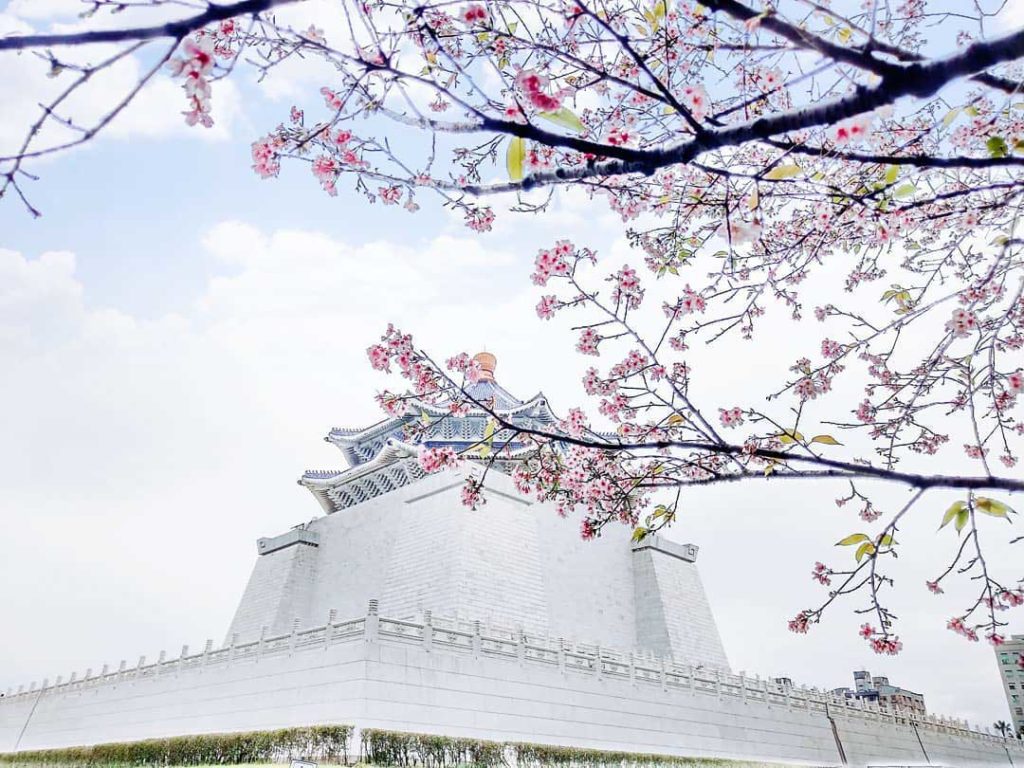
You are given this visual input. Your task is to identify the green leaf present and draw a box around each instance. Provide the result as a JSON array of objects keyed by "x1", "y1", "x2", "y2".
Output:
[
  {"x1": 811, "y1": 434, "x2": 842, "y2": 446},
  {"x1": 955, "y1": 508, "x2": 970, "y2": 533},
  {"x1": 941, "y1": 107, "x2": 960, "y2": 128},
  {"x1": 855, "y1": 541, "x2": 876, "y2": 562},
  {"x1": 893, "y1": 184, "x2": 916, "y2": 199},
  {"x1": 478, "y1": 418, "x2": 496, "y2": 458},
  {"x1": 777, "y1": 430, "x2": 804, "y2": 444},
  {"x1": 836, "y1": 533, "x2": 870, "y2": 547},
  {"x1": 538, "y1": 107, "x2": 586, "y2": 134},
  {"x1": 507, "y1": 21, "x2": 518, "y2": 34},
  {"x1": 878, "y1": 533, "x2": 896, "y2": 548},
  {"x1": 940, "y1": 501, "x2": 967, "y2": 530},
  {"x1": 976, "y1": 497, "x2": 1014, "y2": 519},
  {"x1": 764, "y1": 164, "x2": 802, "y2": 180},
  {"x1": 883, "y1": 165, "x2": 899, "y2": 185},
  {"x1": 505, "y1": 136, "x2": 525, "y2": 182},
  {"x1": 631, "y1": 526, "x2": 649, "y2": 543},
  {"x1": 987, "y1": 136, "x2": 1009, "y2": 158}
]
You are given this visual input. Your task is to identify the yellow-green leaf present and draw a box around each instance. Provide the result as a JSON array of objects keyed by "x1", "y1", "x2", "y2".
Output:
[
  {"x1": 538, "y1": 107, "x2": 586, "y2": 134},
  {"x1": 884, "y1": 165, "x2": 899, "y2": 185},
  {"x1": 941, "y1": 107, "x2": 960, "y2": 128},
  {"x1": 837, "y1": 533, "x2": 870, "y2": 547},
  {"x1": 878, "y1": 533, "x2": 896, "y2": 548},
  {"x1": 478, "y1": 418, "x2": 496, "y2": 458},
  {"x1": 893, "y1": 184, "x2": 916, "y2": 199},
  {"x1": 940, "y1": 501, "x2": 967, "y2": 530},
  {"x1": 855, "y1": 541, "x2": 876, "y2": 562},
  {"x1": 632, "y1": 526, "x2": 649, "y2": 543},
  {"x1": 811, "y1": 434, "x2": 842, "y2": 446},
  {"x1": 764, "y1": 164, "x2": 802, "y2": 180},
  {"x1": 955, "y1": 508, "x2": 970, "y2": 533},
  {"x1": 976, "y1": 497, "x2": 1014, "y2": 518},
  {"x1": 506, "y1": 136, "x2": 525, "y2": 182},
  {"x1": 778, "y1": 430, "x2": 804, "y2": 444}
]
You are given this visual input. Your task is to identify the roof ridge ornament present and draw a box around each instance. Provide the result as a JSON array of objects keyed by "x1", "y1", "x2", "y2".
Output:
[{"x1": 473, "y1": 351, "x2": 497, "y2": 382}]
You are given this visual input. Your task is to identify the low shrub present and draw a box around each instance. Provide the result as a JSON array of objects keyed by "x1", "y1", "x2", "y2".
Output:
[
  {"x1": 359, "y1": 729, "x2": 778, "y2": 768},
  {"x1": 0, "y1": 725, "x2": 352, "y2": 767}
]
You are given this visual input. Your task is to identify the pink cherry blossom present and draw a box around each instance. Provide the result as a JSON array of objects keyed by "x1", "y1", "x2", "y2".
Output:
[{"x1": 719, "y1": 407, "x2": 743, "y2": 427}]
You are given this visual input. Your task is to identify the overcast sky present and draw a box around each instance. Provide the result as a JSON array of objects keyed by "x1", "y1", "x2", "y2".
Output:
[{"x1": 1, "y1": 0, "x2": 1023, "y2": 735}]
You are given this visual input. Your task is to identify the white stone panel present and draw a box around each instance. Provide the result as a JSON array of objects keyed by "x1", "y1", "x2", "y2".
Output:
[{"x1": 3, "y1": 619, "x2": 1020, "y2": 767}]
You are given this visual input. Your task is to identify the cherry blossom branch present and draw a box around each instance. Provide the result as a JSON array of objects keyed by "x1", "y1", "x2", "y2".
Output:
[{"x1": 0, "y1": 0, "x2": 303, "y2": 50}]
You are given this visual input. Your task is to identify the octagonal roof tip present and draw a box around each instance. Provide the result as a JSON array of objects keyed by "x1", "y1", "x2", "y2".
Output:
[{"x1": 473, "y1": 351, "x2": 497, "y2": 381}]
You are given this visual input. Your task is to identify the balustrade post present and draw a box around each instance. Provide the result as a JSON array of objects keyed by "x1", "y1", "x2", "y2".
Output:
[
  {"x1": 288, "y1": 619, "x2": 299, "y2": 655},
  {"x1": 365, "y1": 599, "x2": 380, "y2": 643},
  {"x1": 201, "y1": 639, "x2": 212, "y2": 670},
  {"x1": 715, "y1": 669, "x2": 722, "y2": 698},
  {"x1": 557, "y1": 638, "x2": 566, "y2": 674},
  {"x1": 516, "y1": 627, "x2": 525, "y2": 666},
  {"x1": 629, "y1": 654, "x2": 636, "y2": 685},
  {"x1": 423, "y1": 611, "x2": 434, "y2": 653},
  {"x1": 156, "y1": 650, "x2": 166, "y2": 677},
  {"x1": 326, "y1": 609, "x2": 337, "y2": 648},
  {"x1": 594, "y1": 645, "x2": 603, "y2": 680},
  {"x1": 473, "y1": 621, "x2": 483, "y2": 658},
  {"x1": 739, "y1": 673, "x2": 746, "y2": 703},
  {"x1": 136, "y1": 656, "x2": 145, "y2": 678},
  {"x1": 258, "y1": 626, "x2": 267, "y2": 660}
]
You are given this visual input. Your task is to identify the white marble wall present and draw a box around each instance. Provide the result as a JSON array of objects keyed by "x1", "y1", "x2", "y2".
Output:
[
  {"x1": 226, "y1": 470, "x2": 729, "y2": 667},
  {"x1": 2, "y1": 612, "x2": 1021, "y2": 767}
]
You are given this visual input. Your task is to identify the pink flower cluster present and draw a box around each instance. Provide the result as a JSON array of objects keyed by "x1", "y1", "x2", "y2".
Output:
[
  {"x1": 679, "y1": 84, "x2": 708, "y2": 120},
  {"x1": 788, "y1": 611, "x2": 811, "y2": 634},
  {"x1": 576, "y1": 327, "x2": 601, "y2": 356},
  {"x1": 611, "y1": 265, "x2": 644, "y2": 309},
  {"x1": 820, "y1": 338, "x2": 842, "y2": 359},
  {"x1": 859, "y1": 624, "x2": 903, "y2": 655},
  {"x1": 561, "y1": 407, "x2": 589, "y2": 437},
  {"x1": 515, "y1": 70, "x2": 565, "y2": 112},
  {"x1": 461, "y1": 477, "x2": 486, "y2": 509},
  {"x1": 719, "y1": 407, "x2": 744, "y2": 427},
  {"x1": 418, "y1": 446, "x2": 459, "y2": 473},
  {"x1": 462, "y1": 3, "x2": 488, "y2": 24},
  {"x1": 445, "y1": 352, "x2": 484, "y2": 383},
  {"x1": 532, "y1": 241, "x2": 573, "y2": 285},
  {"x1": 946, "y1": 308, "x2": 978, "y2": 338},
  {"x1": 366, "y1": 325, "x2": 441, "y2": 397},
  {"x1": 926, "y1": 580, "x2": 944, "y2": 594},
  {"x1": 536, "y1": 295, "x2": 559, "y2": 319},
  {"x1": 833, "y1": 113, "x2": 873, "y2": 144},
  {"x1": 167, "y1": 36, "x2": 218, "y2": 127},
  {"x1": 811, "y1": 561, "x2": 831, "y2": 586},
  {"x1": 464, "y1": 207, "x2": 495, "y2": 232},
  {"x1": 251, "y1": 134, "x2": 284, "y2": 178},
  {"x1": 947, "y1": 616, "x2": 980, "y2": 642}
]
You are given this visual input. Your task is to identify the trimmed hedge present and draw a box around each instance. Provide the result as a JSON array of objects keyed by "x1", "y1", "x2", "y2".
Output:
[
  {"x1": 359, "y1": 729, "x2": 780, "y2": 768},
  {"x1": 0, "y1": 725, "x2": 351, "y2": 767}
]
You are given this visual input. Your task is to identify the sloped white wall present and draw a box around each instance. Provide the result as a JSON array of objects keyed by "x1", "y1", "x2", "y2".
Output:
[{"x1": 3, "y1": 621, "x2": 1020, "y2": 767}]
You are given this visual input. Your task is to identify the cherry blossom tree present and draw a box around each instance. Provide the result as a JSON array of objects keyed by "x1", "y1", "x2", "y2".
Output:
[{"x1": 3, "y1": 0, "x2": 1024, "y2": 657}]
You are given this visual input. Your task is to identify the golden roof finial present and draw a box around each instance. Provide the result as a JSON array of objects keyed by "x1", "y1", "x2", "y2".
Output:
[{"x1": 473, "y1": 351, "x2": 497, "y2": 382}]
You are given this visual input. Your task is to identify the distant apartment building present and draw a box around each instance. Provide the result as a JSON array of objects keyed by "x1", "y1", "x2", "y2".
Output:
[
  {"x1": 830, "y1": 670, "x2": 927, "y2": 716},
  {"x1": 995, "y1": 634, "x2": 1024, "y2": 736}
]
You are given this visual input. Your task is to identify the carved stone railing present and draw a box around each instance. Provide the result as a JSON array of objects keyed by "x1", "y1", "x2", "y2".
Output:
[{"x1": 2, "y1": 603, "x2": 1020, "y2": 752}]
